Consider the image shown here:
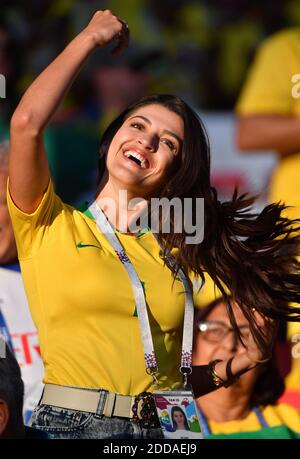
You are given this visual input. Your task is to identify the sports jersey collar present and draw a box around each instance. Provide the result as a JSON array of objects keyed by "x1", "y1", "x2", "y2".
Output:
[{"x1": 83, "y1": 206, "x2": 150, "y2": 237}]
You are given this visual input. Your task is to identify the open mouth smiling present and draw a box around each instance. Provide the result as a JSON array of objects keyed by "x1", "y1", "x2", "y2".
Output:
[{"x1": 123, "y1": 150, "x2": 149, "y2": 169}]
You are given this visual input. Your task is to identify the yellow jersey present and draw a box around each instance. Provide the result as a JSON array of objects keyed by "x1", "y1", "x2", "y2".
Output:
[
  {"x1": 236, "y1": 27, "x2": 300, "y2": 221},
  {"x1": 7, "y1": 180, "x2": 209, "y2": 395},
  {"x1": 236, "y1": 29, "x2": 300, "y2": 383}
]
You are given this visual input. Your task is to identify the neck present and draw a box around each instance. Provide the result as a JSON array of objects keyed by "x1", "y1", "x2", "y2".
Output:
[
  {"x1": 197, "y1": 387, "x2": 251, "y2": 423},
  {"x1": 97, "y1": 178, "x2": 148, "y2": 234}
]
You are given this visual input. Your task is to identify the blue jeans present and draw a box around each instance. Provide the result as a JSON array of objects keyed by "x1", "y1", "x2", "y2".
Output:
[{"x1": 29, "y1": 404, "x2": 164, "y2": 439}]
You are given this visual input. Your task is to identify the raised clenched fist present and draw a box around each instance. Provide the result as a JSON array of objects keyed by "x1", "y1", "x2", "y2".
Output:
[{"x1": 83, "y1": 10, "x2": 129, "y2": 54}]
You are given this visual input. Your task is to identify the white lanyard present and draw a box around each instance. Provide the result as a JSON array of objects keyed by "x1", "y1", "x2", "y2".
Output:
[{"x1": 89, "y1": 201, "x2": 195, "y2": 386}]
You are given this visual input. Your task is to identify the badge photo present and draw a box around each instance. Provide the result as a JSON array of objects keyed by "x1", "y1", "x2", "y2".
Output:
[{"x1": 153, "y1": 390, "x2": 204, "y2": 439}]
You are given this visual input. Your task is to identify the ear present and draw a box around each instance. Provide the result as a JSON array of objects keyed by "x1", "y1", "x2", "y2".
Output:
[{"x1": 0, "y1": 399, "x2": 9, "y2": 437}]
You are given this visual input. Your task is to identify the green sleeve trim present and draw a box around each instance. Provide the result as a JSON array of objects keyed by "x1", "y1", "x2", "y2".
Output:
[{"x1": 83, "y1": 207, "x2": 95, "y2": 220}]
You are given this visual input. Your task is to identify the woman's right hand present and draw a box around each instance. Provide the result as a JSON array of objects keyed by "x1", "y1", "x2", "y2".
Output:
[{"x1": 83, "y1": 10, "x2": 129, "y2": 54}]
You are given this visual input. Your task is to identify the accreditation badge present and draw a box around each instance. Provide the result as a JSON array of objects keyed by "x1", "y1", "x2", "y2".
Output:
[{"x1": 153, "y1": 390, "x2": 204, "y2": 439}]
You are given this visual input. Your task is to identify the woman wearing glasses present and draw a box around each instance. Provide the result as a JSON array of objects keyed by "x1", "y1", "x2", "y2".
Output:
[{"x1": 193, "y1": 298, "x2": 300, "y2": 439}]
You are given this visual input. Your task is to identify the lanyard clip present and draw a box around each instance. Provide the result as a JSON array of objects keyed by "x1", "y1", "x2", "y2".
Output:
[
  {"x1": 180, "y1": 366, "x2": 192, "y2": 389},
  {"x1": 146, "y1": 366, "x2": 159, "y2": 386}
]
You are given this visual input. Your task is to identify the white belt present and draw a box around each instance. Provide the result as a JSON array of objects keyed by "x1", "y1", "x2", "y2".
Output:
[{"x1": 41, "y1": 384, "x2": 135, "y2": 418}]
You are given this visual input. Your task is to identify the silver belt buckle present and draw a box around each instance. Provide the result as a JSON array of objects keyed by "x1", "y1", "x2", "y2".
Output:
[
  {"x1": 103, "y1": 392, "x2": 134, "y2": 418},
  {"x1": 114, "y1": 394, "x2": 134, "y2": 418}
]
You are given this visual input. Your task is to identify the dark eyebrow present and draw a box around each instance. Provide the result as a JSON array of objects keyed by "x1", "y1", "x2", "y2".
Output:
[
  {"x1": 128, "y1": 115, "x2": 183, "y2": 144},
  {"x1": 128, "y1": 115, "x2": 151, "y2": 125}
]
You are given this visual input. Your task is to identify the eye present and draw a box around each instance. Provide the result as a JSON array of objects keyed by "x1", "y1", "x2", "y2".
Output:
[
  {"x1": 206, "y1": 327, "x2": 224, "y2": 341},
  {"x1": 162, "y1": 138, "x2": 177, "y2": 153},
  {"x1": 130, "y1": 122, "x2": 144, "y2": 130}
]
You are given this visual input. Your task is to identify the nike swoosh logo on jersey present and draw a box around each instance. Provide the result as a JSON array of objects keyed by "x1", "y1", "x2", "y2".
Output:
[{"x1": 76, "y1": 241, "x2": 102, "y2": 250}]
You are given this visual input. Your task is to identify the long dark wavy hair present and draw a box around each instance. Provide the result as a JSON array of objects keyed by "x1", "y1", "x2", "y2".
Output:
[{"x1": 97, "y1": 94, "x2": 300, "y2": 352}]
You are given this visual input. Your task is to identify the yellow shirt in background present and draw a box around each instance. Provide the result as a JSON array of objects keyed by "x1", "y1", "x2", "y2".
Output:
[
  {"x1": 236, "y1": 27, "x2": 300, "y2": 221},
  {"x1": 208, "y1": 403, "x2": 300, "y2": 436},
  {"x1": 236, "y1": 29, "x2": 300, "y2": 383}
]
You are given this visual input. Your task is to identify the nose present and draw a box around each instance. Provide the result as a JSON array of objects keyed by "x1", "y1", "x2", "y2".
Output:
[
  {"x1": 221, "y1": 331, "x2": 239, "y2": 354},
  {"x1": 137, "y1": 133, "x2": 158, "y2": 151}
]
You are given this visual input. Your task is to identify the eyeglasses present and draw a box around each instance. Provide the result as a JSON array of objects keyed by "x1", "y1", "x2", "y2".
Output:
[{"x1": 197, "y1": 320, "x2": 251, "y2": 343}]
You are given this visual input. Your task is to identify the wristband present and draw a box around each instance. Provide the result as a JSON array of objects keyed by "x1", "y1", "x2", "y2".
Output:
[{"x1": 208, "y1": 359, "x2": 226, "y2": 387}]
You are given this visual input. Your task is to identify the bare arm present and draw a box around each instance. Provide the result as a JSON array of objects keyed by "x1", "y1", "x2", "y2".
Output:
[
  {"x1": 9, "y1": 10, "x2": 127, "y2": 213},
  {"x1": 236, "y1": 114, "x2": 300, "y2": 157}
]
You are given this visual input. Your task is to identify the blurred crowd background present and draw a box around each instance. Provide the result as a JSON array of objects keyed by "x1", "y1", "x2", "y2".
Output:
[
  {"x1": 1, "y1": 0, "x2": 300, "y2": 205},
  {"x1": 2, "y1": 0, "x2": 300, "y2": 110}
]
